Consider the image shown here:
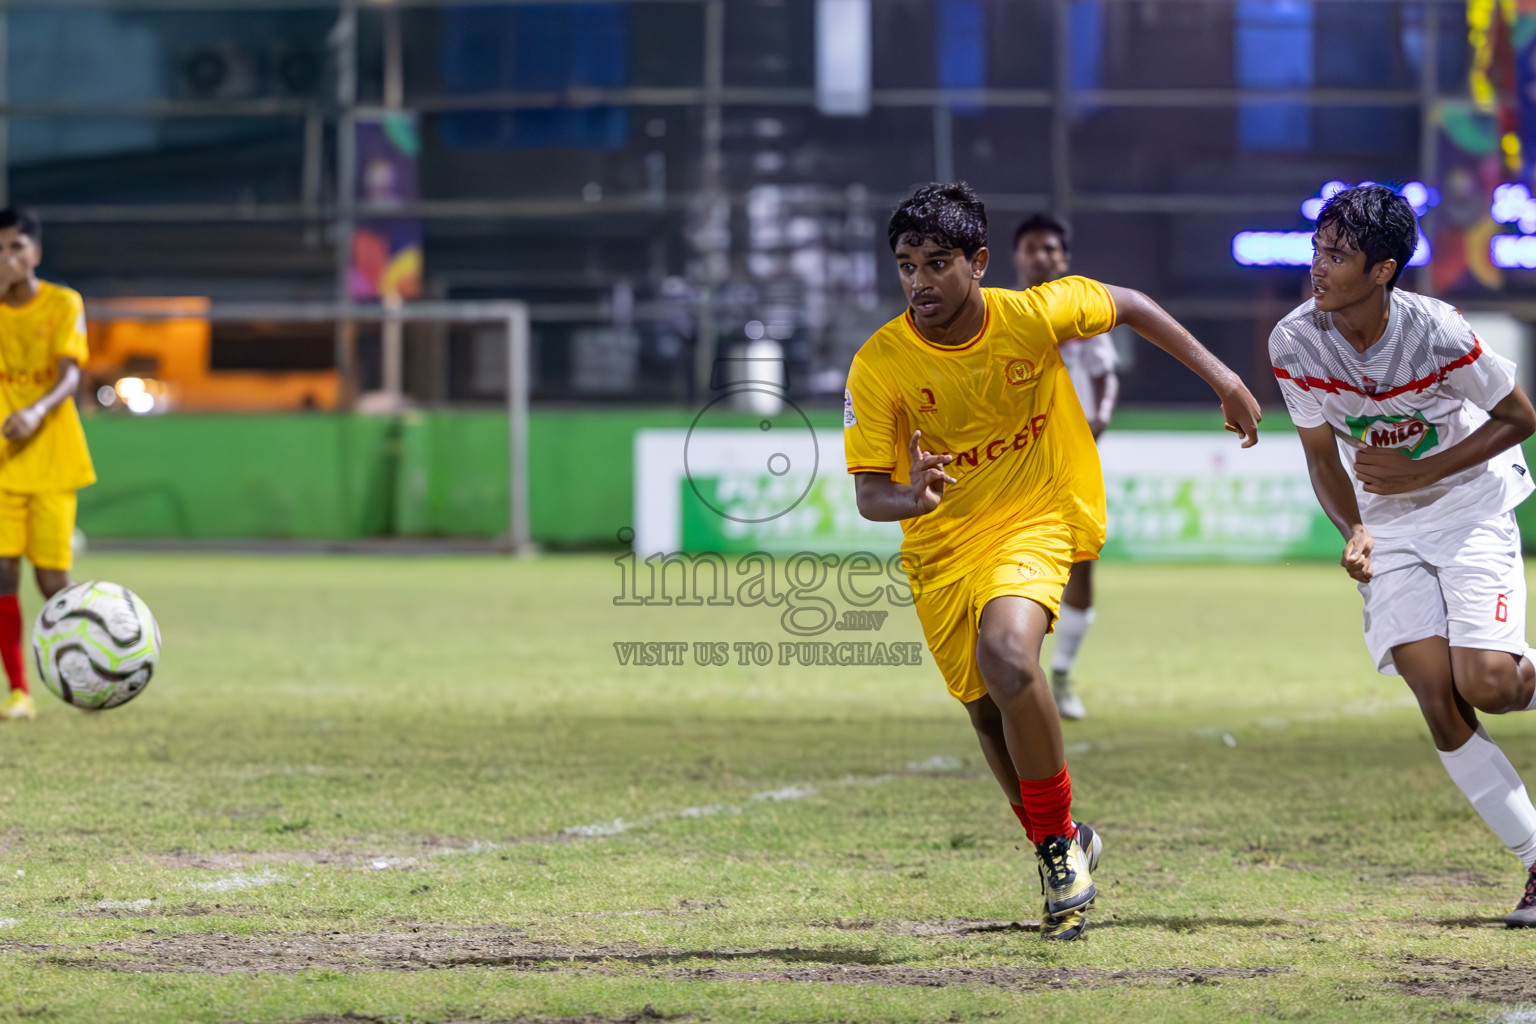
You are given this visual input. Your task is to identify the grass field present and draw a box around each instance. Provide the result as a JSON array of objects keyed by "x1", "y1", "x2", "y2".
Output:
[{"x1": 2, "y1": 552, "x2": 1536, "y2": 1023}]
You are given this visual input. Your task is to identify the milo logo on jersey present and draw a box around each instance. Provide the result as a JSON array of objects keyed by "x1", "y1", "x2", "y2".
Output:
[{"x1": 1345, "y1": 411, "x2": 1439, "y2": 459}]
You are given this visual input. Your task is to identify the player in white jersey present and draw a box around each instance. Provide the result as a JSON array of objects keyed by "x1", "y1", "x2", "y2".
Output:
[
  {"x1": 1013, "y1": 213, "x2": 1120, "y2": 720},
  {"x1": 1271, "y1": 184, "x2": 1536, "y2": 926}
]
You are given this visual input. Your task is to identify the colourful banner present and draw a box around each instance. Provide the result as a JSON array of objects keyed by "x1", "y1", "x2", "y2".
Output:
[{"x1": 351, "y1": 112, "x2": 422, "y2": 302}]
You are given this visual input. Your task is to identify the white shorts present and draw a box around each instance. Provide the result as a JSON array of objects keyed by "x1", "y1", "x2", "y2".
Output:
[{"x1": 1360, "y1": 512, "x2": 1528, "y2": 675}]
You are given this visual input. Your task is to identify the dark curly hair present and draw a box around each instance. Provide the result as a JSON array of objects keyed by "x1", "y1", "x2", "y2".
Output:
[
  {"x1": 1011, "y1": 212, "x2": 1070, "y2": 253},
  {"x1": 0, "y1": 208, "x2": 40, "y2": 242},
  {"x1": 887, "y1": 182, "x2": 987, "y2": 259},
  {"x1": 1315, "y1": 184, "x2": 1418, "y2": 290}
]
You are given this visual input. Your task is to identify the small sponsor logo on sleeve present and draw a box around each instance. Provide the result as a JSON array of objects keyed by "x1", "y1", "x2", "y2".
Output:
[{"x1": 843, "y1": 388, "x2": 857, "y2": 427}]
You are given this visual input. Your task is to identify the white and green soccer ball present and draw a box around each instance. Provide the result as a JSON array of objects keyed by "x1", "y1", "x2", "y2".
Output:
[{"x1": 32, "y1": 581, "x2": 160, "y2": 710}]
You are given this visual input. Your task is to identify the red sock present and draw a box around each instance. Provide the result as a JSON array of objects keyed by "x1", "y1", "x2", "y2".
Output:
[
  {"x1": 0, "y1": 595, "x2": 26, "y2": 694},
  {"x1": 1009, "y1": 802, "x2": 1034, "y2": 842},
  {"x1": 1019, "y1": 766, "x2": 1074, "y2": 843}
]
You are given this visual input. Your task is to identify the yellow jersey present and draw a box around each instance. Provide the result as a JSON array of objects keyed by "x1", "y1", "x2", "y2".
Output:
[
  {"x1": 843, "y1": 278, "x2": 1116, "y2": 590},
  {"x1": 0, "y1": 281, "x2": 95, "y2": 493}
]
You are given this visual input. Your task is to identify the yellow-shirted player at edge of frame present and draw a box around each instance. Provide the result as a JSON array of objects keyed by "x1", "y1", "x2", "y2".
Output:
[
  {"x1": 845, "y1": 183, "x2": 1262, "y2": 940},
  {"x1": 0, "y1": 209, "x2": 96, "y2": 722}
]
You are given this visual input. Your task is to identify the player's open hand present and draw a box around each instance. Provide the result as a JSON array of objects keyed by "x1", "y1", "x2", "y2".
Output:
[
  {"x1": 1341, "y1": 524, "x2": 1373, "y2": 583},
  {"x1": 2, "y1": 406, "x2": 42, "y2": 441},
  {"x1": 907, "y1": 430, "x2": 956, "y2": 515},
  {"x1": 1353, "y1": 446, "x2": 1436, "y2": 495},
  {"x1": 1219, "y1": 381, "x2": 1262, "y2": 448}
]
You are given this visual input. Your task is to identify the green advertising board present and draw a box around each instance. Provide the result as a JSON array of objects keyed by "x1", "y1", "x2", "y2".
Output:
[{"x1": 640, "y1": 428, "x2": 1340, "y2": 562}]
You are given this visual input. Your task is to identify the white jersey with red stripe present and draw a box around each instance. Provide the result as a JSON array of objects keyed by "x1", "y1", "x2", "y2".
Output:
[{"x1": 1269, "y1": 289, "x2": 1532, "y2": 539}]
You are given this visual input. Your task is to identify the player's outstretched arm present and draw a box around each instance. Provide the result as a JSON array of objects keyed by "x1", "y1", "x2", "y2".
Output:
[
  {"x1": 2, "y1": 356, "x2": 79, "y2": 441},
  {"x1": 853, "y1": 430, "x2": 957, "y2": 522},
  {"x1": 1103, "y1": 285, "x2": 1261, "y2": 447},
  {"x1": 1353, "y1": 385, "x2": 1536, "y2": 496},
  {"x1": 1296, "y1": 423, "x2": 1373, "y2": 582}
]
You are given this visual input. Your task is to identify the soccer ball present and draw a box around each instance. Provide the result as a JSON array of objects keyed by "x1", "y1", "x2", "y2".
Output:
[{"x1": 32, "y1": 581, "x2": 161, "y2": 710}]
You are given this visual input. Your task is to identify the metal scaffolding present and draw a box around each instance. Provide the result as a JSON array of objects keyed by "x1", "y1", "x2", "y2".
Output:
[{"x1": 0, "y1": 0, "x2": 1471, "y2": 397}]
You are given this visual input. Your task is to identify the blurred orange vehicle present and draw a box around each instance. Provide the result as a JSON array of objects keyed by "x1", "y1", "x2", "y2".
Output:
[{"x1": 83, "y1": 298, "x2": 339, "y2": 413}]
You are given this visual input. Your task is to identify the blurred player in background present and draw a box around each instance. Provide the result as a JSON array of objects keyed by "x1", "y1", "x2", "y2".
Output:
[
  {"x1": 1272, "y1": 185, "x2": 1536, "y2": 926},
  {"x1": 846, "y1": 183, "x2": 1260, "y2": 939},
  {"x1": 0, "y1": 209, "x2": 95, "y2": 721},
  {"x1": 1012, "y1": 214, "x2": 1120, "y2": 720}
]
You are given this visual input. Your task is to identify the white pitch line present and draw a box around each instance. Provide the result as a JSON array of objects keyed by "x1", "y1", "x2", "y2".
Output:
[
  {"x1": 678, "y1": 804, "x2": 739, "y2": 818},
  {"x1": 905, "y1": 755, "x2": 964, "y2": 772},
  {"x1": 750, "y1": 785, "x2": 819, "y2": 802},
  {"x1": 562, "y1": 819, "x2": 635, "y2": 838},
  {"x1": 560, "y1": 754, "x2": 966, "y2": 839},
  {"x1": 186, "y1": 870, "x2": 281, "y2": 893},
  {"x1": 1486, "y1": 1008, "x2": 1536, "y2": 1024},
  {"x1": 437, "y1": 840, "x2": 499, "y2": 856}
]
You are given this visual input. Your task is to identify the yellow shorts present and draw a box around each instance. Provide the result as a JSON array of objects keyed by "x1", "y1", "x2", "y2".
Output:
[
  {"x1": 913, "y1": 522, "x2": 1077, "y2": 705},
  {"x1": 0, "y1": 490, "x2": 77, "y2": 570}
]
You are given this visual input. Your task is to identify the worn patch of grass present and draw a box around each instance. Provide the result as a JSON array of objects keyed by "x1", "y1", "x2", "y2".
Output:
[{"x1": 0, "y1": 553, "x2": 1532, "y2": 1022}]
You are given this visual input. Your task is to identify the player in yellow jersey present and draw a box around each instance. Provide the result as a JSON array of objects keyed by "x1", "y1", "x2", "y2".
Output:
[
  {"x1": 845, "y1": 184, "x2": 1261, "y2": 939},
  {"x1": 1013, "y1": 213, "x2": 1119, "y2": 721},
  {"x1": 0, "y1": 209, "x2": 96, "y2": 721}
]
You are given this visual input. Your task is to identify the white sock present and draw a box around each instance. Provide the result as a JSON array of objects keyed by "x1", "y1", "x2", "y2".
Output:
[
  {"x1": 1438, "y1": 726, "x2": 1536, "y2": 869},
  {"x1": 1050, "y1": 605, "x2": 1094, "y2": 676}
]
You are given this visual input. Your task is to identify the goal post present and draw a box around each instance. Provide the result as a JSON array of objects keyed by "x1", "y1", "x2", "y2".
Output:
[
  {"x1": 503, "y1": 301, "x2": 532, "y2": 556},
  {"x1": 83, "y1": 299, "x2": 534, "y2": 555}
]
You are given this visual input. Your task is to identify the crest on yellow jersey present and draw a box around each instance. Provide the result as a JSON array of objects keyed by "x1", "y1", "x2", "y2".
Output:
[{"x1": 1005, "y1": 358, "x2": 1037, "y2": 386}]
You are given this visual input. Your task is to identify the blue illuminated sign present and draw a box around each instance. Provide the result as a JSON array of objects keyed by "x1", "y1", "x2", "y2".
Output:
[
  {"x1": 1233, "y1": 180, "x2": 1435, "y2": 268},
  {"x1": 1490, "y1": 183, "x2": 1536, "y2": 269},
  {"x1": 1492, "y1": 234, "x2": 1536, "y2": 269},
  {"x1": 1231, "y1": 231, "x2": 1314, "y2": 266}
]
